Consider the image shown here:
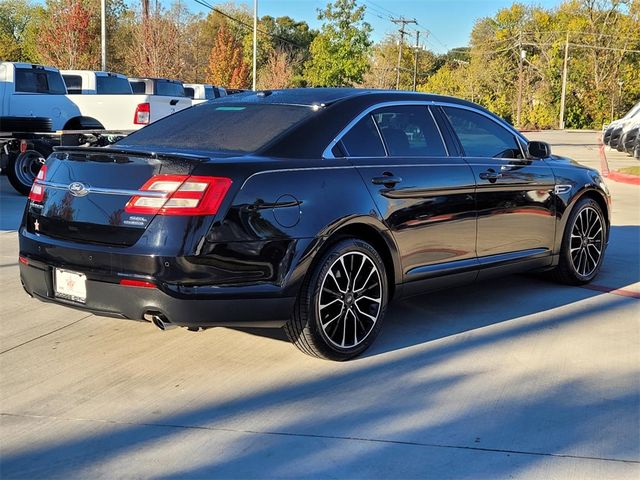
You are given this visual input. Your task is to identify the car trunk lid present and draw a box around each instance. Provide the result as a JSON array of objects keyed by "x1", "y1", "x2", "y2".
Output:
[{"x1": 27, "y1": 147, "x2": 209, "y2": 247}]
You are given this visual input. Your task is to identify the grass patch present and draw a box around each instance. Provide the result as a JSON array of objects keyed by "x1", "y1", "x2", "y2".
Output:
[{"x1": 617, "y1": 166, "x2": 640, "y2": 176}]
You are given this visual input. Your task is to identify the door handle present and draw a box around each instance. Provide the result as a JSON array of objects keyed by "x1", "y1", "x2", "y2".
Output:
[
  {"x1": 371, "y1": 174, "x2": 402, "y2": 187},
  {"x1": 479, "y1": 169, "x2": 502, "y2": 181},
  {"x1": 170, "y1": 99, "x2": 179, "y2": 106}
]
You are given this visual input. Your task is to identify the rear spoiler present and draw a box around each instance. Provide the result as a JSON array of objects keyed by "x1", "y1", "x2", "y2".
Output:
[{"x1": 52, "y1": 146, "x2": 209, "y2": 162}]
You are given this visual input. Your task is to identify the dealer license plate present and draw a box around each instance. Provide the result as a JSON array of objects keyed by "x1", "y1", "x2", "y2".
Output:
[{"x1": 54, "y1": 268, "x2": 87, "y2": 303}]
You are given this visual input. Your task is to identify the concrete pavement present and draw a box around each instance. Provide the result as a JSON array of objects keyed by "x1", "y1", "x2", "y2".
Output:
[{"x1": 0, "y1": 131, "x2": 638, "y2": 479}]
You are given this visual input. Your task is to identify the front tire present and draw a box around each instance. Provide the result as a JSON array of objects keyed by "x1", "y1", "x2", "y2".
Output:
[
  {"x1": 552, "y1": 197, "x2": 606, "y2": 285},
  {"x1": 284, "y1": 238, "x2": 388, "y2": 361}
]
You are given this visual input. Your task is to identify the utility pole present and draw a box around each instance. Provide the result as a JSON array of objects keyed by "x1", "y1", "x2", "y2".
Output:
[
  {"x1": 559, "y1": 32, "x2": 569, "y2": 129},
  {"x1": 392, "y1": 18, "x2": 416, "y2": 90},
  {"x1": 100, "y1": 0, "x2": 106, "y2": 71},
  {"x1": 412, "y1": 31, "x2": 421, "y2": 91},
  {"x1": 252, "y1": 0, "x2": 258, "y2": 91},
  {"x1": 516, "y1": 30, "x2": 524, "y2": 128}
]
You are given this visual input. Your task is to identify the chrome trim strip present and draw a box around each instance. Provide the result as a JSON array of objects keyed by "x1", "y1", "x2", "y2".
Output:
[
  {"x1": 40, "y1": 181, "x2": 168, "y2": 198},
  {"x1": 322, "y1": 100, "x2": 528, "y2": 159}
]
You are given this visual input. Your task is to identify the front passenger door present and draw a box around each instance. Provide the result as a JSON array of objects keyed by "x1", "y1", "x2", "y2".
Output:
[{"x1": 440, "y1": 106, "x2": 556, "y2": 268}]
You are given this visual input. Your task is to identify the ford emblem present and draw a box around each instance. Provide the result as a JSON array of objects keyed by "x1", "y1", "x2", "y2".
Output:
[{"x1": 68, "y1": 182, "x2": 89, "y2": 197}]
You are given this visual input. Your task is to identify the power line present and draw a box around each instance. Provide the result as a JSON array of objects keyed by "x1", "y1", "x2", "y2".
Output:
[{"x1": 192, "y1": 0, "x2": 306, "y2": 50}]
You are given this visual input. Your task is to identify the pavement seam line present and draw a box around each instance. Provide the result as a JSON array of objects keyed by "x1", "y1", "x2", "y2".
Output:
[
  {"x1": 1, "y1": 412, "x2": 638, "y2": 465},
  {"x1": 0, "y1": 315, "x2": 92, "y2": 355}
]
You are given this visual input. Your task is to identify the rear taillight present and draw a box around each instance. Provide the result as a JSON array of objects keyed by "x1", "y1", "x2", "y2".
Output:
[
  {"x1": 125, "y1": 175, "x2": 232, "y2": 216},
  {"x1": 28, "y1": 165, "x2": 47, "y2": 202},
  {"x1": 134, "y1": 103, "x2": 150, "y2": 124}
]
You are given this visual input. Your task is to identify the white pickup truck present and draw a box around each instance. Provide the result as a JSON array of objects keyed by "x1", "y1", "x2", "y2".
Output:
[
  {"x1": 184, "y1": 83, "x2": 227, "y2": 105},
  {"x1": 0, "y1": 62, "x2": 82, "y2": 131},
  {"x1": 62, "y1": 70, "x2": 192, "y2": 130}
]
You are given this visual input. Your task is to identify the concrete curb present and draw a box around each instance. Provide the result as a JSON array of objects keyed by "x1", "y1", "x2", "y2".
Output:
[{"x1": 598, "y1": 134, "x2": 640, "y2": 186}]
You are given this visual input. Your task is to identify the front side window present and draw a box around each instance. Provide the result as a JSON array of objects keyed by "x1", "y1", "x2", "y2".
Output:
[
  {"x1": 96, "y1": 76, "x2": 132, "y2": 94},
  {"x1": 15, "y1": 68, "x2": 66, "y2": 94},
  {"x1": 205, "y1": 87, "x2": 215, "y2": 99},
  {"x1": 340, "y1": 116, "x2": 386, "y2": 157},
  {"x1": 130, "y1": 81, "x2": 146, "y2": 94},
  {"x1": 372, "y1": 105, "x2": 447, "y2": 157},
  {"x1": 155, "y1": 80, "x2": 185, "y2": 97},
  {"x1": 62, "y1": 75, "x2": 82, "y2": 94},
  {"x1": 443, "y1": 107, "x2": 523, "y2": 159}
]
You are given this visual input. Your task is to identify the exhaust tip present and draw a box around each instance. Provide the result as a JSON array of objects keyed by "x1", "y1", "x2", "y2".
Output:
[{"x1": 144, "y1": 312, "x2": 177, "y2": 331}]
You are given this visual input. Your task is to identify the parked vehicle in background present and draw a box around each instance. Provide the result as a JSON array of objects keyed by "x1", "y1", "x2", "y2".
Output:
[
  {"x1": 0, "y1": 62, "x2": 80, "y2": 132},
  {"x1": 184, "y1": 83, "x2": 227, "y2": 104},
  {"x1": 618, "y1": 120, "x2": 639, "y2": 156},
  {"x1": 603, "y1": 101, "x2": 640, "y2": 147},
  {"x1": 127, "y1": 77, "x2": 191, "y2": 125},
  {"x1": 19, "y1": 89, "x2": 611, "y2": 360},
  {"x1": 62, "y1": 71, "x2": 192, "y2": 131}
]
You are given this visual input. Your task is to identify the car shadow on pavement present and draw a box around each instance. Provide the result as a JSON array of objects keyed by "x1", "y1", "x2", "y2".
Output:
[
  {"x1": 237, "y1": 225, "x2": 640, "y2": 357},
  {"x1": 1, "y1": 290, "x2": 637, "y2": 478}
]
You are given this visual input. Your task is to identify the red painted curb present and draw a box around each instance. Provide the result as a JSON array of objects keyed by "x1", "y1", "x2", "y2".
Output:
[
  {"x1": 580, "y1": 284, "x2": 640, "y2": 299},
  {"x1": 606, "y1": 171, "x2": 640, "y2": 186},
  {"x1": 598, "y1": 133, "x2": 640, "y2": 185}
]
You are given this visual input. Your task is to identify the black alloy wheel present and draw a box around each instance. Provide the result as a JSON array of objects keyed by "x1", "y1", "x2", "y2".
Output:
[
  {"x1": 285, "y1": 238, "x2": 388, "y2": 360},
  {"x1": 553, "y1": 198, "x2": 606, "y2": 285}
]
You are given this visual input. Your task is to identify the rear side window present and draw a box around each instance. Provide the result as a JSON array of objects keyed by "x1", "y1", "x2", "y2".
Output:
[
  {"x1": 184, "y1": 87, "x2": 195, "y2": 99},
  {"x1": 372, "y1": 105, "x2": 446, "y2": 157},
  {"x1": 443, "y1": 107, "x2": 523, "y2": 159},
  {"x1": 15, "y1": 68, "x2": 66, "y2": 94},
  {"x1": 119, "y1": 104, "x2": 314, "y2": 153},
  {"x1": 340, "y1": 116, "x2": 386, "y2": 157},
  {"x1": 62, "y1": 74, "x2": 82, "y2": 94},
  {"x1": 130, "y1": 81, "x2": 146, "y2": 94},
  {"x1": 96, "y1": 76, "x2": 132, "y2": 94},
  {"x1": 155, "y1": 80, "x2": 185, "y2": 97}
]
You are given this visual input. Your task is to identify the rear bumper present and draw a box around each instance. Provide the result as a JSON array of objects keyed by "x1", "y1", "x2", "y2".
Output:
[{"x1": 19, "y1": 256, "x2": 295, "y2": 329}]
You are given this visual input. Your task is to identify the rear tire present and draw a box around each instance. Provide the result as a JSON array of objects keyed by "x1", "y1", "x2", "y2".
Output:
[
  {"x1": 551, "y1": 197, "x2": 606, "y2": 285},
  {"x1": 284, "y1": 238, "x2": 388, "y2": 361},
  {"x1": 6, "y1": 142, "x2": 52, "y2": 195}
]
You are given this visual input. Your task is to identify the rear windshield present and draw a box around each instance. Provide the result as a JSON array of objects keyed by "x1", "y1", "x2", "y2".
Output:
[
  {"x1": 119, "y1": 103, "x2": 314, "y2": 153},
  {"x1": 155, "y1": 80, "x2": 185, "y2": 97},
  {"x1": 96, "y1": 75, "x2": 132, "y2": 94},
  {"x1": 15, "y1": 68, "x2": 67, "y2": 94}
]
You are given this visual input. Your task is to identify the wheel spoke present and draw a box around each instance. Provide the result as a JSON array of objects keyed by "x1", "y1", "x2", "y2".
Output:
[
  {"x1": 319, "y1": 298, "x2": 343, "y2": 311},
  {"x1": 355, "y1": 295, "x2": 381, "y2": 304},
  {"x1": 328, "y1": 269, "x2": 347, "y2": 294}
]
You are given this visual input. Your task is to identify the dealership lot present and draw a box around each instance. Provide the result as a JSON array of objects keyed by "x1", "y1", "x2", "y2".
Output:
[{"x1": 0, "y1": 131, "x2": 638, "y2": 478}]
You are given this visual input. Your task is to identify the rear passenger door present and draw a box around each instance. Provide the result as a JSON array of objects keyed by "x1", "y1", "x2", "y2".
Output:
[
  {"x1": 439, "y1": 106, "x2": 556, "y2": 267},
  {"x1": 339, "y1": 105, "x2": 477, "y2": 285}
]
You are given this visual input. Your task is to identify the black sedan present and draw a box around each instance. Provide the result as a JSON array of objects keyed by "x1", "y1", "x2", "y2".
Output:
[{"x1": 19, "y1": 89, "x2": 610, "y2": 360}]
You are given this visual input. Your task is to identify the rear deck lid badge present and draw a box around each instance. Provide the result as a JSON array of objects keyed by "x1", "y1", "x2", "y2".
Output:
[{"x1": 68, "y1": 182, "x2": 89, "y2": 197}]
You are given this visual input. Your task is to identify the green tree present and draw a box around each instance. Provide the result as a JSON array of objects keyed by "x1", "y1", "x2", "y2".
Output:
[
  {"x1": 305, "y1": 0, "x2": 372, "y2": 86},
  {"x1": 0, "y1": 0, "x2": 39, "y2": 62}
]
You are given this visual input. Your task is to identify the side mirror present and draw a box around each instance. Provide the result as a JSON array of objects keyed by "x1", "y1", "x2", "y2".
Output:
[{"x1": 527, "y1": 141, "x2": 551, "y2": 159}]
